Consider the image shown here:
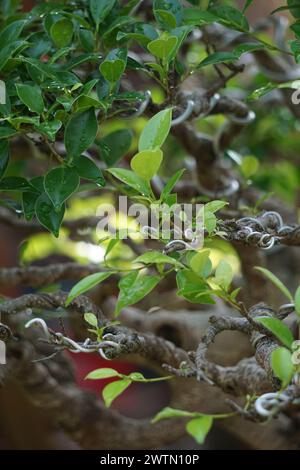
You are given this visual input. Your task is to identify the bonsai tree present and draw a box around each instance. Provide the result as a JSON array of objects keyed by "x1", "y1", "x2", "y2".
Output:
[{"x1": 1, "y1": 0, "x2": 300, "y2": 450}]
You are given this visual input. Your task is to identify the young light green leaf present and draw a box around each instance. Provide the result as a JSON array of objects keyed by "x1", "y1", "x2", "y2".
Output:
[
  {"x1": 215, "y1": 260, "x2": 233, "y2": 291},
  {"x1": 115, "y1": 272, "x2": 161, "y2": 316},
  {"x1": 271, "y1": 347, "x2": 294, "y2": 388},
  {"x1": 102, "y1": 379, "x2": 131, "y2": 407},
  {"x1": 84, "y1": 313, "x2": 98, "y2": 328},
  {"x1": 106, "y1": 168, "x2": 151, "y2": 197},
  {"x1": 66, "y1": 272, "x2": 114, "y2": 306},
  {"x1": 65, "y1": 108, "x2": 98, "y2": 158},
  {"x1": 190, "y1": 250, "x2": 212, "y2": 278},
  {"x1": 294, "y1": 285, "x2": 300, "y2": 317},
  {"x1": 130, "y1": 148, "x2": 163, "y2": 181},
  {"x1": 256, "y1": 317, "x2": 294, "y2": 349},
  {"x1": 134, "y1": 251, "x2": 184, "y2": 268},
  {"x1": 86, "y1": 368, "x2": 122, "y2": 380},
  {"x1": 139, "y1": 109, "x2": 172, "y2": 152},
  {"x1": 254, "y1": 267, "x2": 293, "y2": 301},
  {"x1": 204, "y1": 200, "x2": 228, "y2": 214},
  {"x1": 240, "y1": 156, "x2": 259, "y2": 179},
  {"x1": 44, "y1": 167, "x2": 80, "y2": 209},
  {"x1": 35, "y1": 193, "x2": 65, "y2": 238},
  {"x1": 99, "y1": 48, "x2": 127, "y2": 83},
  {"x1": 147, "y1": 35, "x2": 178, "y2": 62},
  {"x1": 152, "y1": 406, "x2": 195, "y2": 423},
  {"x1": 16, "y1": 84, "x2": 44, "y2": 114},
  {"x1": 160, "y1": 169, "x2": 185, "y2": 201},
  {"x1": 186, "y1": 416, "x2": 213, "y2": 445}
]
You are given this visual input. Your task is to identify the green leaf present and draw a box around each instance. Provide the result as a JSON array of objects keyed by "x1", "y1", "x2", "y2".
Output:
[
  {"x1": 44, "y1": 167, "x2": 80, "y2": 209},
  {"x1": 153, "y1": 0, "x2": 183, "y2": 28},
  {"x1": 100, "y1": 129, "x2": 132, "y2": 166},
  {"x1": 288, "y1": 0, "x2": 300, "y2": 19},
  {"x1": 147, "y1": 35, "x2": 178, "y2": 62},
  {"x1": 0, "y1": 19, "x2": 27, "y2": 46},
  {"x1": 0, "y1": 141, "x2": 9, "y2": 180},
  {"x1": 256, "y1": 317, "x2": 294, "y2": 349},
  {"x1": 240, "y1": 156, "x2": 259, "y2": 179},
  {"x1": 197, "y1": 51, "x2": 238, "y2": 69},
  {"x1": 115, "y1": 272, "x2": 160, "y2": 316},
  {"x1": 294, "y1": 285, "x2": 300, "y2": 317},
  {"x1": 35, "y1": 193, "x2": 65, "y2": 238},
  {"x1": 186, "y1": 416, "x2": 213, "y2": 445},
  {"x1": 86, "y1": 368, "x2": 122, "y2": 380},
  {"x1": 66, "y1": 272, "x2": 114, "y2": 306},
  {"x1": 254, "y1": 267, "x2": 293, "y2": 302},
  {"x1": 50, "y1": 18, "x2": 74, "y2": 48},
  {"x1": 131, "y1": 148, "x2": 163, "y2": 181},
  {"x1": 215, "y1": 260, "x2": 233, "y2": 291},
  {"x1": 152, "y1": 406, "x2": 195, "y2": 423},
  {"x1": 22, "y1": 191, "x2": 39, "y2": 221},
  {"x1": 134, "y1": 251, "x2": 184, "y2": 268},
  {"x1": 0, "y1": 40, "x2": 27, "y2": 72},
  {"x1": 74, "y1": 156, "x2": 105, "y2": 187},
  {"x1": 0, "y1": 177, "x2": 31, "y2": 191},
  {"x1": 106, "y1": 168, "x2": 151, "y2": 197},
  {"x1": 0, "y1": 126, "x2": 17, "y2": 139},
  {"x1": 35, "y1": 120, "x2": 62, "y2": 141},
  {"x1": 161, "y1": 169, "x2": 185, "y2": 201},
  {"x1": 99, "y1": 48, "x2": 127, "y2": 83},
  {"x1": 210, "y1": 5, "x2": 249, "y2": 32},
  {"x1": 90, "y1": 0, "x2": 116, "y2": 27},
  {"x1": 64, "y1": 108, "x2": 98, "y2": 158},
  {"x1": 271, "y1": 347, "x2": 294, "y2": 387},
  {"x1": 204, "y1": 200, "x2": 228, "y2": 214},
  {"x1": 139, "y1": 109, "x2": 172, "y2": 152},
  {"x1": 183, "y1": 9, "x2": 218, "y2": 26},
  {"x1": 190, "y1": 250, "x2": 212, "y2": 278},
  {"x1": 102, "y1": 379, "x2": 131, "y2": 407},
  {"x1": 243, "y1": 0, "x2": 254, "y2": 13},
  {"x1": 84, "y1": 313, "x2": 98, "y2": 327},
  {"x1": 16, "y1": 84, "x2": 44, "y2": 114},
  {"x1": 176, "y1": 270, "x2": 214, "y2": 304}
]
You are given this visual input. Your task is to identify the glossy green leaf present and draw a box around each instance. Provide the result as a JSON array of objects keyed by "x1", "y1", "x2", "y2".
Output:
[
  {"x1": 50, "y1": 18, "x2": 74, "y2": 48},
  {"x1": 186, "y1": 416, "x2": 213, "y2": 445},
  {"x1": 254, "y1": 267, "x2": 293, "y2": 301},
  {"x1": 106, "y1": 168, "x2": 151, "y2": 197},
  {"x1": 0, "y1": 177, "x2": 31, "y2": 191},
  {"x1": 90, "y1": 0, "x2": 116, "y2": 27},
  {"x1": 44, "y1": 167, "x2": 80, "y2": 209},
  {"x1": 131, "y1": 148, "x2": 163, "y2": 181},
  {"x1": 74, "y1": 156, "x2": 105, "y2": 187},
  {"x1": 35, "y1": 193, "x2": 65, "y2": 237},
  {"x1": 100, "y1": 129, "x2": 132, "y2": 166},
  {"x1": 153, "y1": 0, "x2": 183, "y2": 28},
  {"x1": 115, "y1": 272, "x2": 161, "y2": 316},
  {"x1": 22, "y1": 191, "x2": 39, "y2": 221},
  {"x1": 64, "y1": 108, "x2": 98, "y2": 158},
  {"x1": 35, "y1": 120, "x2": 62, "y2": 141},
  {"x1": 66, "y1": 271, "x2": 114, "y2": 306},
  {"x1": 161, "y1": 169, "x2": 185, "y2": 201},
  {"x1": 100, "y1": 48, "x2": 127, "y2": 83},
  {"x1": 139, "y1": 109, "x2": 172, "y2": 151},
  {"x1": 103, "y1": 379, "x2": 131, "y2": 407},
  {"x1": 256, "y1": 317, "x2": 294, "y2": 349},
  {"x1": 271, "y1": 347, "x2": 294, "y2": 387},
  {"x1": 16, "y1": 84, "x2": 44, "y2": 114}
]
